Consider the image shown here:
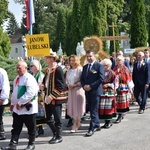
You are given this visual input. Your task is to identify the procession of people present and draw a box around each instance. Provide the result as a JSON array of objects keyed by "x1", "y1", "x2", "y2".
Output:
[{"x1": 0, "y1": 47, "x2": 150, "y2": 150}]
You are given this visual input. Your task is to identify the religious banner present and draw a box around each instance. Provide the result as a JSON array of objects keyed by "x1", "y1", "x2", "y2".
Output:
[{"x1": 26, "y1": 33, "x2": 50, "y2": 57}]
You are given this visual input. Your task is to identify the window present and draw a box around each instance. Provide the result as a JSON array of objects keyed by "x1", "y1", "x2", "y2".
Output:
[{"x1": 15, "y1": 48, "x2": 18, "y2": 53}]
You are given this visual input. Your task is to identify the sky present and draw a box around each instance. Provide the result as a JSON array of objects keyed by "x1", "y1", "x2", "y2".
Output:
[{"x1": 8, "y1": 0, "x2": 24, "y2": 25}]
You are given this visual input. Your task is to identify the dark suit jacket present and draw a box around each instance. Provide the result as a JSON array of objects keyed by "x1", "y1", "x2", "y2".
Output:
[
  {"x1": 80, "y1": 61, "x2": 104, "y2": 96},
  {"x1": 132, "y1": 61, "x2": 150, "y2": 86}
]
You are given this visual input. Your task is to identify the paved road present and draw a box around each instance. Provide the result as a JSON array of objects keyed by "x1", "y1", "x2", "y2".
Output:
[{"x1": 1, "y1": 102, "x2": 150, "y2": 150}]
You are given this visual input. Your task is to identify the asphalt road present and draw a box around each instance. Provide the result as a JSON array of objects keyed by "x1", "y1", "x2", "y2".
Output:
[{"x1": 1, "y1": 102, "x2": 150, "y2": 150}]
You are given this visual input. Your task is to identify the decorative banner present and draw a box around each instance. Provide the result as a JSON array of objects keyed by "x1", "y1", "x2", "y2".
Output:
[{"x1": 26, "y1": 34, "x2": 50, "y2": 57}]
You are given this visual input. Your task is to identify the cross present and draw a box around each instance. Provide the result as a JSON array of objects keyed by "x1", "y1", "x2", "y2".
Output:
[{"x1": 108, "y1": 22, "x2": 117, "y2": 55}]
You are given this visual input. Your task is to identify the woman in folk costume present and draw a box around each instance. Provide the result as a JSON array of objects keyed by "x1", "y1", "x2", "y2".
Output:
[
  {"x1": 30, "y1": 60, "x2": 45, "y2": 137},
  {"x1": 99, "y1": 59, "x2": 118, "y2": 129},
  {"x1": 66, "y1": 55, "x2": 85, "y2": 133},
  {"x1": 113, "y1": 56, "x2": 134, "y2": 123}
]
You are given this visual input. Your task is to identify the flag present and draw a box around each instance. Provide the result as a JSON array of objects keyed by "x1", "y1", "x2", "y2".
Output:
[
  {"x1": 25, "y1": 0, "x2": 30, "y2": 30},
  {"x1": 29, "y1": 0, "x2": 35, "y2": 25},
  {"x1": 25, "y1": 0, "x2": 35, "y2": 30}
]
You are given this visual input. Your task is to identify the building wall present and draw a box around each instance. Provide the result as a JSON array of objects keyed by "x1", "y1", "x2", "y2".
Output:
[{"x1": 9, "y1": 43, "x2": 26, "y2": 59}]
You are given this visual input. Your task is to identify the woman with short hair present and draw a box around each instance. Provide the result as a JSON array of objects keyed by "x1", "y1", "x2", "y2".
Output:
[
  {"x1": 99, "y1": 59, "x2": 118, "y2": 128},
  {"x1": 113, "y1": 56, "x2": 133, "y2": 123}
]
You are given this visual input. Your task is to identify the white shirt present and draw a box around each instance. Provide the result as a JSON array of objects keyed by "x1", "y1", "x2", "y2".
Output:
[
  {"x1": 0, "y1": 68, "x2": 10, "y2": 105},
  {"x1": 11, "y1": 72, "x2": 39, "y2": 115}
]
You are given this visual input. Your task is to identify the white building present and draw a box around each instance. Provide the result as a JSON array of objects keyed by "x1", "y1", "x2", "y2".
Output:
[{"x1": 9, "y1": 29, "x2": 27, "y2": 59}]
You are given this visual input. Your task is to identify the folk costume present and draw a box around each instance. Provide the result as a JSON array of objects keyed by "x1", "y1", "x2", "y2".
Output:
[
  {"x1": 99, "y1": 70, "x2": 118, "y2": 128},
  {"x1": 43, "y1": 65, "x2": 67, "y2": 144},
  {"x1": 113, "y1": 65, "x2": 132, "y2": 123},
  {"x1": 0, "y1": 68, "x2": 10, "y2": 140},
  {"x1": 34, "y1": 71, "x2": 45, "y2": 136},
  {"x1": 8, "y1": 72, "x2": 39, "y2": 150}
]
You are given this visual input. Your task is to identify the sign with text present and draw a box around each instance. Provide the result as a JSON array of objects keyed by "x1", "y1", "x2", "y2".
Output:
[
  {"x1": 26, "y1": 34, "x2": 50, "y2": 57},
  {"x1": 124, "y1": 49, "x2": 135, "y2": 54}
]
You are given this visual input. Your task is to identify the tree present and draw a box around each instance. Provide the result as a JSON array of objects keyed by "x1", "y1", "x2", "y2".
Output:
[
  {"x1": 0, "y1": 0, "x2": 9, "y2": 25},
  {"x1": 69, "y1": 0, "x2": 82, "y2": 55},
  {"x1": 148, "y1": 12, "x2": 150, "y2": 46},
  {"x1": 65, "y1": 10, "x2": 72, "y2": 55},
  {"x1": 6, "y1": 13, "x2": 19, "y2": 36},
  {"x1": 80, "y1": 1, "x2": 94, "y2": 39},
  {"x1": 55, "y1": 8, "x2": 66, "y2": 51},
  {"x1": 130, "y1": 0, "x2": 147, "y2": 48},
  {"x1": 0, "y1": 27, "x2": 11, "y2": 58}
]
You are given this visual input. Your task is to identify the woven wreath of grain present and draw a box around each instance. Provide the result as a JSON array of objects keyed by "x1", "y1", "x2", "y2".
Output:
[
  {"x1": 83, "y1": 36, "x2": 103, "y2": 53},
  {"x1": 131, "y1": 47, "x2": 148, "y2": 57},
  {"x1": 97, "y1": 51, "x2": 110, "y2": 61},
  {"x1": 80, "y1": 55, "x2": 87, "y2": 66}
]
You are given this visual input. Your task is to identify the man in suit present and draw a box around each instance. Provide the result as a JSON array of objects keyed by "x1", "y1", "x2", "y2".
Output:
[
  {"x1": 132, "y1": 51, "x2": 150, "y2": 114},
  {"x1": 144, "y1": 48, "x2": 150, "y2": 64},
  {"x1": 110, "y1": 52, "x2": 116, "y2": 70},
  {"x1": 143, "y1": 48, "x2": 150, "y2": 107},
  {"x1": 81, "y1": 50, "x2": 104, "y2": 136}
]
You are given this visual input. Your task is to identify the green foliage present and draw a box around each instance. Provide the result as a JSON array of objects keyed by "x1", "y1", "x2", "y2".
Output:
[
  {"x1": 0, "y1": 27, "x2": 11, "y2": 58},
  {"x1": 0, "y1": 56, "x2": 18, "y2": 90},
  {"x1": 0, "y1": 0, "x2": 9, "y2": 25},
  {"x1": 81, "y1": 2, "x2": 94, "y2": 39},
  {"x1": 69, "y1": 0, "x2": 82, "y2": 54},
  {"x1": 15, "y1": 0, "x2": 150, "y2": 55},
  {"x1": 148, "y1": 12, "x2": 150, "y2": 46},
  {"x1": 55, "y1": 8, "x2": 66, "y2": 51},
  {"x1": 65, "y1": 10, "x2": 72, "y2": 55},
  {"x1": 130, "y1": 0, "x2": 147, "y2": 48},
  {"x1": 6, "y1": 12, "x2": 19, "y2": 36}
]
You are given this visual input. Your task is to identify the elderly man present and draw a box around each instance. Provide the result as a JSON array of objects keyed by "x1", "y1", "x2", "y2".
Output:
[
  {"x1": 132, "y1": 52, "x2": 150, "y2": 114},
  {"x1": 2, "y1": 61, "x2": 39, "y2": 150},
  {"x1": 0, "y1": 68, "x2": 10, "y2": 140}
]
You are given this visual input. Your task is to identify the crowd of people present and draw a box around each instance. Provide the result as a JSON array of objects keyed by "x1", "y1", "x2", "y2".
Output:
[{"x1": 0, "y1": 48, "x2": 150, "y2": 150}]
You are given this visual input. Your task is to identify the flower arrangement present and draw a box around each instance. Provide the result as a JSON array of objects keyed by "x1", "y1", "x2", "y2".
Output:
[{"x1": 90, "y1": 69, "x2": 97, "y2": 74}]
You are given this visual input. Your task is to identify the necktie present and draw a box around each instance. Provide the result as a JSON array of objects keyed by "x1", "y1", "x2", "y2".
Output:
[
  {"x1": 137, "y1": 62, "x2": 140, "y2": 71},
  {"x1": 86, "y1": 64, "x2": 91, "y2": 76}
]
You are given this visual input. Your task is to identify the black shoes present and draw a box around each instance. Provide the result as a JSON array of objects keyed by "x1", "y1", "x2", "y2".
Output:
[
  {"x1": 48, "y1": 135, "x2": 56, "y2": 144},
  {"x1": 93, "y1": 127, "x2": 101, "y2": 132},
  {"x1": 49, "y1": 136, "x2": 63, "y2": 144},
  {"x1": 114, "y1": 114, "x2": 123, "y2": 124},
  {"x1": 24, "y1": 144, "x2": 35, "y2": 150},
  {"x1": 36, "y1": 126, "x2": 44, "y2": 137},
  {"x1": 85, "y1": 126, "x2": 101, "y2": 137},
  {"x1": 101, "y1": 121, "x2": 113, "y2": 129},
  {"x1": 85, "y1": 130, "x2": 94, "y2": 137},
  {"x1": 66, "y1": 119, "x2": 73, "y2": 127},
  {"x1": 138, "y1": 109, "x2": 144, "y2": 114},
  {"x1": 0, "y1": 134, "x2": 6, "y2": 140}
]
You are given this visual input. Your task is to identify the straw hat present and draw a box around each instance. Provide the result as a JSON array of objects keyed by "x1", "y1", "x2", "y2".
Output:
[{"x1": 46, "y1": 50, "x2": 59, "y2": 60}]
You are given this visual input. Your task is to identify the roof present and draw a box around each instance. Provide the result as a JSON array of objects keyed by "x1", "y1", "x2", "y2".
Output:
[{"x1": 10, "y1": 29, "x2": 23, "y2": 44}]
